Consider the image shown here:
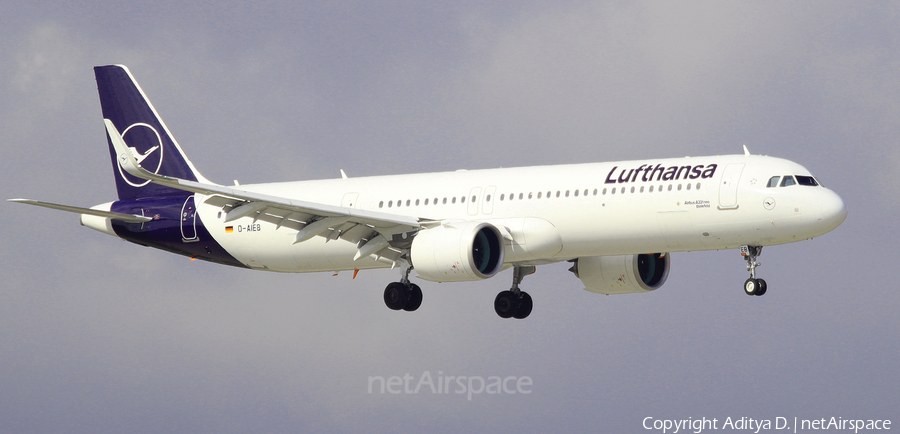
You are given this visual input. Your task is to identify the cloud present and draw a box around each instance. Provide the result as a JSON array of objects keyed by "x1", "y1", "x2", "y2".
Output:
[
  {"x1": 11, "y1": 23, "x2": 85, "y2": 110},
  {"x1": 344, "y1": 3, "x2": 820, "y2": 170}
]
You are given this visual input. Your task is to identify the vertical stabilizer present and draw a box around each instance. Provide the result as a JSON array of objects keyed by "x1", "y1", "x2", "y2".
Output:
[{"x1": 94, "y1": 65, "x2": 210, "y2": 200}]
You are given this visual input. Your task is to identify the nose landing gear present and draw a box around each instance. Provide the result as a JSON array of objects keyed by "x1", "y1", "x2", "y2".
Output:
[{"x1": 741, "y1": 245, "x2": 767, "y2": 296}]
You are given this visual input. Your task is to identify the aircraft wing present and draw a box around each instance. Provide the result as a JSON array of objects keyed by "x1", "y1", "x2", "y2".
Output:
[
  {"x1": 8, "y1": 198, "x2": 152, "y2": 223},
  {"x1": 105, "y1": 119, "x2": 422, "y2": 261}
]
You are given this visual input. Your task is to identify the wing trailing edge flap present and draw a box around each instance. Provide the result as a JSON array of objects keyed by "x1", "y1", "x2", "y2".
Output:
[
  {"x1": 206, "y1": 195, "x2": 393, "y2": 249},
  {"x1": 105, "y1": 118, "x2": 418, "y2": 258},
  {"x1": 214, "y1": 199, "x2": 406, "y2": 262},
  {"x1": 354, "y1": 234, "x2": 390, "y2": 261}
]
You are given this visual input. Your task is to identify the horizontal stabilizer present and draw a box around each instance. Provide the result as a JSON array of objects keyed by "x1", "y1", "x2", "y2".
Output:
[{"x1": 8, "y1": 198, "x2": 152, "y2": 223}]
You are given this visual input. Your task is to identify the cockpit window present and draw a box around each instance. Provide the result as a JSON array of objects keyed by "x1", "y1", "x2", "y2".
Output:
[
  {"x1": 796, "y1": 175, "x2": 818, "y2": 186},
  {"x1": 767, "y1": 176, "x2": 780, "y2": 188},
  {"x1": 781, "y1": 175, "x2": 796, "y2": 187}
]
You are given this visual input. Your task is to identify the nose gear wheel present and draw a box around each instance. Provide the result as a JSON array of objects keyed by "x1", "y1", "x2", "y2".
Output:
[{"x1": 741, "y1": 246, "x2": 768, "y2": 296}]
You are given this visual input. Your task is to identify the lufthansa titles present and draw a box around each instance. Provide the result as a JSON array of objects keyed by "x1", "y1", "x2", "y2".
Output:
[{"x1": 606, "y1": 163, "x2": 718, "y2": 184}]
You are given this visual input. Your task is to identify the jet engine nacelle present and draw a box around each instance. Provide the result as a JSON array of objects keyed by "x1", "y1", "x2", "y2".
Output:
[
  {"x1": 411, "y1": 221, "x2": 504, "y2": 282},
  {"x1": 570, "y1": 253, "x2": 670, "y2": 295}
]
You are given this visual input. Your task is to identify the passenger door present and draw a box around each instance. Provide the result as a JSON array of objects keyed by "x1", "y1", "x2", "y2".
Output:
[
  {"x1": 181, "y1": 195, "x2": 198, "y2": 242},
  {"x1": 468, "y1": 187, "x2": 482, "y2": 216},
  {"x1": 718, "y1": 163, "x2": 745, "y2": 210}
]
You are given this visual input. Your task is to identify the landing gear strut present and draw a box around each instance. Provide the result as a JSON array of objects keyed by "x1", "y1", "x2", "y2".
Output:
[
  {"x1": 741, "y1": 245, "x2": 767, "y2": 296},
  {"x1": 494, "y1": 265, "x2": 535, "y2": 319},
  {"x1": 383, "y1": 266, "x2": 422, "y2": 311}
]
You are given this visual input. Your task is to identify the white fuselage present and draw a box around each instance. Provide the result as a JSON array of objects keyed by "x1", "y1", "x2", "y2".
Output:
[{"x1": 193, "y1": 154, "x2": 846, "y2": 274}]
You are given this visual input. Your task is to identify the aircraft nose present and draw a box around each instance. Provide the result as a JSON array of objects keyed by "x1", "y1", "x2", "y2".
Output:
[{"x1": 817, "y1": 189, "x2": 847, "y2": 232}]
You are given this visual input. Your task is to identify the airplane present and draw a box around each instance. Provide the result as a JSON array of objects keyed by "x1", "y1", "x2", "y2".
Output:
[{"x1": 10, "y1": 65, "x2": 848, "y2": 319}]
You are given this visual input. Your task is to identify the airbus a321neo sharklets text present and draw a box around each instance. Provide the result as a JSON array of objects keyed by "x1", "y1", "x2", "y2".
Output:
[{"x1": 10, "y1": 65, "x2": 848, "y2": 319}]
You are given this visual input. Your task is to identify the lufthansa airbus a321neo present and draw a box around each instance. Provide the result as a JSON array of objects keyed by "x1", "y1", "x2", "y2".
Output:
[{"x1": 11, "y1": 65, "x2": 848, "y2": 319}]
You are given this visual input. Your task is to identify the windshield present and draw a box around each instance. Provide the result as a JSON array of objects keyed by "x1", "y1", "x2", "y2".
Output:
[{"x1": 796, "y1": 175, "x2": 818, "y2": 186}]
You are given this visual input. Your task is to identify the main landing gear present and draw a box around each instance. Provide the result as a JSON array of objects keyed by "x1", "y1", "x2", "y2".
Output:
[
  {"x1": 383, "y1": 267, "x2": 423, "y2": 311},
  {"x1": 494, "y1": 265, "x2": 535, "y2": 319},
  {"x1": 741, "y1": 245, "x2": 767, "y2": 296},
  {"x1": 381, "y1": 264, "x2": 537, "y2": 318}
]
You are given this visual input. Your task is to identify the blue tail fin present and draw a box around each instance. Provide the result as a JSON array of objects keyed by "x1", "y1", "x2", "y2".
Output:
[{"x1": 95, "y1": 65, "x2": 208, "y2": 200}]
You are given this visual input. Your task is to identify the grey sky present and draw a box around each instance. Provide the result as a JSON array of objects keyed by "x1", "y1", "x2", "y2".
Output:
[{"x1": 1, "y1": 1, "x2": 897, "y2": 432}]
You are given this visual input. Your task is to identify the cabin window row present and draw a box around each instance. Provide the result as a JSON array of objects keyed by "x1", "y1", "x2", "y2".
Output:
[
  {"x1": 500, "y1": 183, "x2": 702, "y2": 201},
  {"x1": 376, "y1": 182, "x2": 703, "y2": 209},
  {"x1": 378, "y1": 197, "x2": 470, "y2": 208}
]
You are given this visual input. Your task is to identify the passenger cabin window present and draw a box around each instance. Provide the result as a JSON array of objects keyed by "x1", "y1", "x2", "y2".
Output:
[
  {"x1": 781, "y1": 176, "x2": 796, "y2": 187},
  {"x1": 767, "y1": 176, "x2": 780, "y2": 188},
  {"x1": 796, "y1": 175, "x2": 819, "y2": 186}
]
